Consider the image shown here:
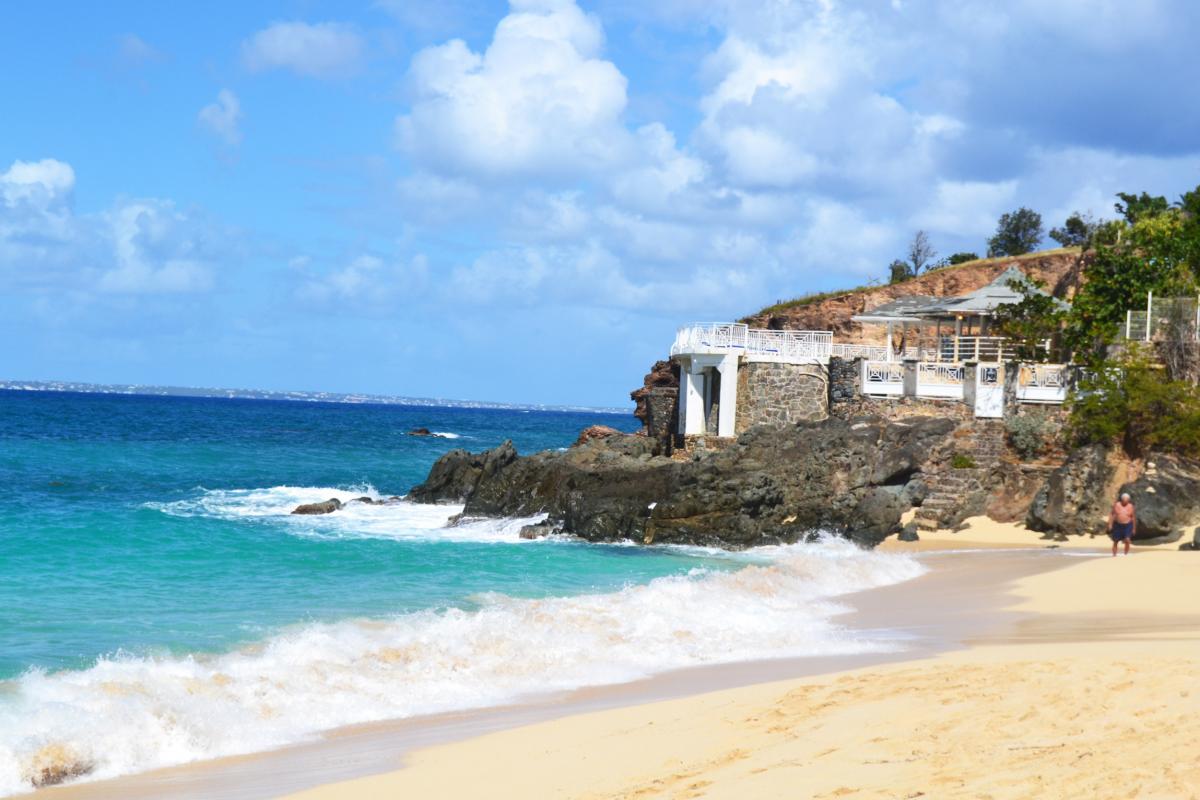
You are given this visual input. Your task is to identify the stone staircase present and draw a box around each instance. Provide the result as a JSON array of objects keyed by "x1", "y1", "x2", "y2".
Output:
[
  {"x1": 914, "y1": 421, "x2": 1008, "y2": 531},
  {"x1": 914, "y1": 468, "x2": 987, "y2": 530}
]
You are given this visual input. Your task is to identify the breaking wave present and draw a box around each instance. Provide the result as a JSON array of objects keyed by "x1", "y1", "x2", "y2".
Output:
[{"x1": 0, "y1": 535, "x2": 923, "y2": 795}]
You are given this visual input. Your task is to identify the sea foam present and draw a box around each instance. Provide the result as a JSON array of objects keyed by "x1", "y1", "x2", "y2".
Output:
[{"x1": 0, "y1": 525, "x2": 924, "y2": 795}]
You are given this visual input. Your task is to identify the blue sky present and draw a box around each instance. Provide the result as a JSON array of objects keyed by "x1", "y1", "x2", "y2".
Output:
[{"x1": 3, "y1": 0, "x2": 1199, "y2": 406}]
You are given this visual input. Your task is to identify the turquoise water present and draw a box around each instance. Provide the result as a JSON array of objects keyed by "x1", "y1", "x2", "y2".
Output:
[{"x1": 0, "y1": 390, "x2": 923, "y2": 795}]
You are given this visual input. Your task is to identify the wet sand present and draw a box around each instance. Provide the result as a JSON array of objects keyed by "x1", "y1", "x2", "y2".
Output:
[{"x1": 33, "y1": 546, "x2": 1077, "y2": 800}]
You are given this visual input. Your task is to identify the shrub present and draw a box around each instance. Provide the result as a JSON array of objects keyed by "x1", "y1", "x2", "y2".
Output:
[
  {"x1": 1006, "y1": 412, "x2": 1051, "y2": 459},
  {"x1": 1068, "y1": 348, "x2": 1200, "y2": 457},
  {"x1": 951, "y1": 453, "x2": 977, "y2": 469}
]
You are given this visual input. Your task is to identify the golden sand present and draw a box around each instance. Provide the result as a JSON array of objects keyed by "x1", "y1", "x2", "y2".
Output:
[{"x1": 284, "y1": 545, "x2": 1200, "y2": 800}]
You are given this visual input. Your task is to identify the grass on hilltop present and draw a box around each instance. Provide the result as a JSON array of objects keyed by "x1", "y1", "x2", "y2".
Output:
[{"x1": 747, "y1": 247, "x2": 1081, "y2": 320}]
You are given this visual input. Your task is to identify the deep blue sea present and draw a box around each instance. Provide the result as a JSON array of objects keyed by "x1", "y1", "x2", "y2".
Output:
[{"x1": 0, "y1": 390, "x2": 923, "y2": 794}]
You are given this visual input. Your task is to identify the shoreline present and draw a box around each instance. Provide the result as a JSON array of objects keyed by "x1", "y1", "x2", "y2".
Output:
[
  {"x1": 33, "y1": 535, "x2": 1083, "y2": 800},
  {"x1": 279, "y1": 537, "x2": 1199, "y2": 799}
]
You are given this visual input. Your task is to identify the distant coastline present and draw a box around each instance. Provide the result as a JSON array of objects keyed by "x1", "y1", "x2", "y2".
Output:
[{"x1": 0, "y1": 380, "x2": 630, "y2": 415}]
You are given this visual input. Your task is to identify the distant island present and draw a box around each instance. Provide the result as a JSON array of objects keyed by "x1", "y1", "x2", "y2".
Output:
[{"x1": 0, "y1": 380, "x2": 629, "y2": 415}]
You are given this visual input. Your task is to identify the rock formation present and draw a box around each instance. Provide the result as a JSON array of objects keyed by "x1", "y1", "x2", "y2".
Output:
[
  {"x1": 291, "y1": 498, "x2": 343, "y2": 515},
  {"x1": 410, "y1": 416, "x2": 958, "y2": 548}
]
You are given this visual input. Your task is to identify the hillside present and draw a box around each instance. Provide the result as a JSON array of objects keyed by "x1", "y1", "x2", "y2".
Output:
[{"x1": 741, "y1": 248, "x2": 1083, "y2": 343}]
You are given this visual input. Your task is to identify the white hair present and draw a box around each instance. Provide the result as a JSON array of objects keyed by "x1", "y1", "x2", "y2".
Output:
[{"x1": 1120, "y1": 492, "x2": 1131, "y2": 500}]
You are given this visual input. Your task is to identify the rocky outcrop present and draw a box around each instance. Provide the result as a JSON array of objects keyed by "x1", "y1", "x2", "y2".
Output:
[
  {"x1": 574, "y1": 425, "x2": 622, "y2": 447},
  {"x1": 291, "y1": 498, "x2": 343, "y2": 515},
  {"x1": 1118, "y1": 455, "x2": 1200, "y2": 539},
  {"x1": 406, "y1": 441, "x2": 519, "y2": 504},
  {"x1": 410, "y1": 416, "x2": 958, "y2": 548},
  {"x1": 1025, "y1": 445, "x2": 1113, "y2": 535}
]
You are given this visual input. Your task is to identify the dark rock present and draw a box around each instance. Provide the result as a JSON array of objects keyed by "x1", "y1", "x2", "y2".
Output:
[
  {"x1": 574, "y1": 425, "x2": 623, "y2": 447},
  {"x1": 408, "y1": 427, "x2": 434, "y2": 436},
  {"x1": 1117, "y1": 455, "x2": 1200, "y2": 539},
  {"x1": 409, "y1": 415, "x2": 957, "y2": 549},
  {"x1": 1026, "y1": 444, "x2": 1112, "y2": 535},
  {"x1": 291, "y1": 498, "x2": 342, "y2": 515},
  {"x1": 408, "y1": 441, "x2": 519, "y2": 504},
  {"x1": 898, "y1": 523, "x2": 920, "y2": 542},
  {"x1": 349, "y1": 496, "x2": 377, "y2": 505},
  {"x1": 518, "y1": 521, "x2": 560, "y2": 539},
  {"x1": 847, "y1": 487, "x2": 908, "y2": 546}
]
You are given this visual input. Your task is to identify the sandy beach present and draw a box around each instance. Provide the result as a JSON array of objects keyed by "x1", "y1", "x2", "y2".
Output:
[{"x1": 278, "y1": 524, "x2": 1200, "y2": 800}]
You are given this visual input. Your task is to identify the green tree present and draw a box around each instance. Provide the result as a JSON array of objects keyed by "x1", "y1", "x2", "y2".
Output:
[
  {"x1": 946, "y1": 251, "x2": 979, "y2": 265},
  {"x1": 888, "y1": 259, "x2": 911, "y2": 284},
  {"x1": 1063, "y1": 208, "x2": 1198, "y2": 363},
  {"x1": 1048, "y1": 212, "x2": 1098, "y2": 249},
  {"x1": 1068, "y1": 347, "x2": 1200, "y2": 458},
  {"x1": 987, "y1": 208, "x2": 1043, "y2": 257},
  {"x1": 1114, "y1": 192, "x2": 1169, "y2": 223},
  {"x1": 992, "y1": 277, "x2": 1068, "y2": 361}
]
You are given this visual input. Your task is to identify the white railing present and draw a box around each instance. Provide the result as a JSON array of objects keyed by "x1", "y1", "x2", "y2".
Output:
[
  {"x1": 670, "y1": 322, "x2": 748, "y2": 355},
  {"x1": 936, "y1": 336, "x2": 1011, "y2": 363},
  {"x1": 1017, "y1": 363, "x2": 1069, "y2": 403},
  {"x1": 916, "y1": 362, "x2": 965, "y2": 399},
  {"x1": 861, "y1": 360, "x2": 904, "y2": 396},
  {"x1": 831, "y1": 343, "x2": 920, "y2": 361},
  {"x1": 671, "y1": 323, "x2": 832, "y2": 363},
  {"x1": 1122, "y1": 294, "x2": 1200, "y2": 341}
]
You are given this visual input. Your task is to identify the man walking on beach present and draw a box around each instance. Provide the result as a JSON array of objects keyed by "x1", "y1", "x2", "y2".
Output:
[{"x1": 1108, "y1": 493, "x2": 1136, "y2": 556}]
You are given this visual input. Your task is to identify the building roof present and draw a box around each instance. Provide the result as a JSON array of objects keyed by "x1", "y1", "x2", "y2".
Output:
[{"x1": 851, "y1": 266, "x2": 1068, "y2": 324}]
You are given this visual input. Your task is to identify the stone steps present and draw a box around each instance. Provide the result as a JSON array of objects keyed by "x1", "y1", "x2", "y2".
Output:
[{"x1": 914, "y1": 468, "x2": 987, "y2": 530}]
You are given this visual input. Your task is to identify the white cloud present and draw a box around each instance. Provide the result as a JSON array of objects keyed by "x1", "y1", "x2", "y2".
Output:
[
  {"x1": 294, "y1": 252, "x2": 430, "y2": 311},
  {"x1": 116, "y1": 33, "x2": 166, "y2": 69},
  {"x1": 1, "y1": 158, "x2": 230, "y2": 294},
  {"x1": 198, "y1": 89, "x2": 242, "y2": 146},
  {"x1": 912, "y1": 180, "x2": 1019, "y2": 237},
  {"x1": 242, "y1": 21, "x2": 365, "y2": 79},
  {"x1": 396, "y1": 0, "x2": 630, "y2": 178}
]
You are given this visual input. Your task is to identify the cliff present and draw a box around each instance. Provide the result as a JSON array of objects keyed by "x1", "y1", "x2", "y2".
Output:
[{"x1": 744, "y1": 249, "x2": 1082, "y2": 342}]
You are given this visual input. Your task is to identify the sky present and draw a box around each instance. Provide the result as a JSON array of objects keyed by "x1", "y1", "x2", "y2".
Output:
[{"x1": 3, "y1": 0, "x2": 1199, "y2": 407}]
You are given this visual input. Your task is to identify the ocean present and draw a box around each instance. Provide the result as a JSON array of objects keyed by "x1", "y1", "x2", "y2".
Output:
[{"x1": 0, "y1": 390, "x2": 924, "y2": 795}]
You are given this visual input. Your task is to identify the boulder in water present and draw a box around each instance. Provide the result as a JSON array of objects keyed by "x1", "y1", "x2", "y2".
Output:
[
  {"x1": 291, "y1": 498, "x2": 343, "y2": 515},
  {"x1": 408, "y1": 428, "x2": 434, "y2": 437}
]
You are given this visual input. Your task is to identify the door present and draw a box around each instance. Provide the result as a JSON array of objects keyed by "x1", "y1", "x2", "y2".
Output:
[{"x1": 975, "y1": 364, "x2": 1004, "y2": 418}]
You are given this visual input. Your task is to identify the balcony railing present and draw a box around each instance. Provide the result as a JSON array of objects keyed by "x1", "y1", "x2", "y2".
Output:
[
  {"x1": 1016, "y1": 364, "x2": 1069, "y2": 403},
  {"x1": 671, "y1": 323, "x2": 833, "y2": 363},
  {"x1": 861, "y1": 360, "x2": 904, "y2": 396},
  {"x1": 916, "y1": 362, "x2": 965, "y2": 399}
]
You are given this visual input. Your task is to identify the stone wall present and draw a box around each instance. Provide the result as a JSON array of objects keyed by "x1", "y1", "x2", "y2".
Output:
[
  {"x1": 643, "y1": 386, "x2": 679, "y2": 446},
  {"x1": 829, "y1": 356, "x2": 860, "y2": 405},
  {"x1": 735, "y1": 362, "x2": 829, "y2": 432}
]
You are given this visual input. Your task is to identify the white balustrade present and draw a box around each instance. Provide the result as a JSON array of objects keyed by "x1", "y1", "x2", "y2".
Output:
[
  {"x1": 1016, "y1": 364, "x2": 1069, "y2": 403},
  {"x1": 671, "y1": 323, "x2": 832, "y2": 363},
  {"x1": 916, "y1": 363, "x2": 965, "y2": 399},
  {"x1": 861, "y1": 360, "x2": 904, "y2": 396}
]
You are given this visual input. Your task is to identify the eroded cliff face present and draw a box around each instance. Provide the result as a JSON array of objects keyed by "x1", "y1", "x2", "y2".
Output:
[{"x1": 741, "y1": 250, "x2": 1083, "y2": 340}]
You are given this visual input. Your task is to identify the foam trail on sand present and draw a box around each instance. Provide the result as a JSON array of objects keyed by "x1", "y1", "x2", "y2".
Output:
[{"x1": 0, "y1": 536, "x2": 923, "y2": 795}]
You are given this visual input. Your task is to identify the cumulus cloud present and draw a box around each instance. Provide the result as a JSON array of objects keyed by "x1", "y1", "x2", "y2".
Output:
[
  {"x1": 396, "y1": 0, "x2": 630, "y2": 178},
  {"x1": 1, "y1": 158, "x2": 231, "y2": 294},
  {"x1": 384, "y1": 0, "x2": 1200, "y2": 325},
  {"x1": 198, "y1": 89, "x2": 242, "y2": 146},
  {"x1": 242, "y1": 21, "x2": 365, "y2": 78}
]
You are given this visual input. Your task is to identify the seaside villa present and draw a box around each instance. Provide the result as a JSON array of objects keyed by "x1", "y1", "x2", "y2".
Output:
[{"x1": 665, "y1": 267, "x2": 1073, "y2": 442}]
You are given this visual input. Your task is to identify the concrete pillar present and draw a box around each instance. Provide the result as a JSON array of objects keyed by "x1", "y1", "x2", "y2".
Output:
[
  {"x1": 962, "y1": 360, "x2": 978, "y2": 410},
  {"x1": 902, "y1": 358, "x2": 918, "y2": 397},
  {"x1": 682, "y1": 360, "x2": 706, "y2": 435},
  {"x1": 716, "y1": 354, "x2": 739, "y2": 437}
]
